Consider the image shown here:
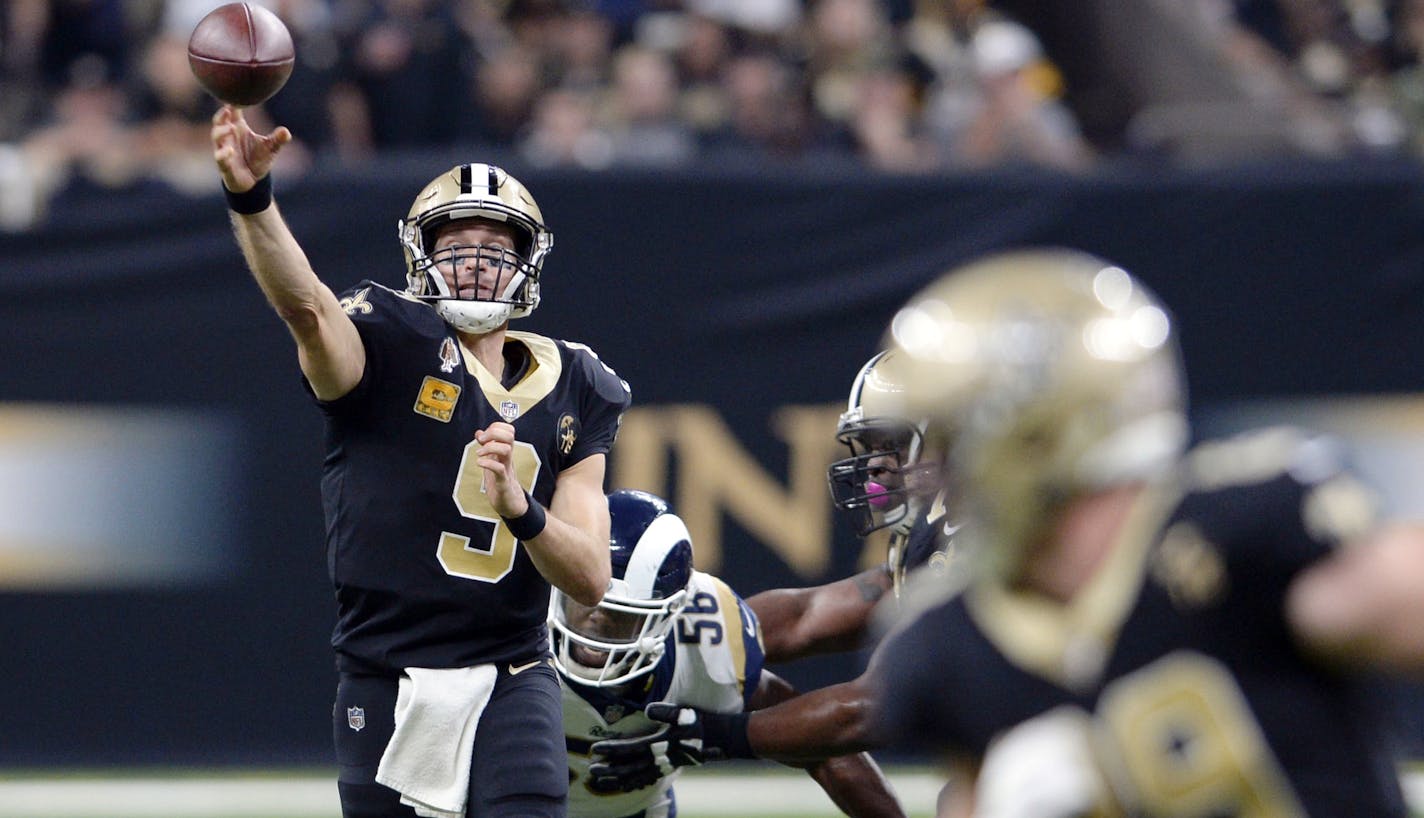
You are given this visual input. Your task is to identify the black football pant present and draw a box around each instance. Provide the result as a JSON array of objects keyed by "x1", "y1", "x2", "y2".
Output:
[{"x1": 333, "y1": 660, "x2": 566, "y2": 817}]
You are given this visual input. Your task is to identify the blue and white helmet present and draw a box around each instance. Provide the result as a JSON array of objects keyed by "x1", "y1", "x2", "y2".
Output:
[{"x1": 550, "y1": 490, "x2": 694, "y2": 687}]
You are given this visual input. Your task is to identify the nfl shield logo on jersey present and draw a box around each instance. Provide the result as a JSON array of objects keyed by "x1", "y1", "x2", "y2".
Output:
[
  {"x1": 347, "y1": 706, "x2": 366, "y2": 732},
  {"x1": 500, "y1": 400, "x2": 520, "y2": 421}
]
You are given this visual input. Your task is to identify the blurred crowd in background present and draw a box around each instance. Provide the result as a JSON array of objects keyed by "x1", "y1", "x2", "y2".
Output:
[{"x1": 1, "y1": 0, "x2": 1423, "y2": 230}]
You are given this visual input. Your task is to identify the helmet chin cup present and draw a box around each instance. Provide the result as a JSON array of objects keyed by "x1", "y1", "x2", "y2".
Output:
[{"x1": 437, "y1": 300, "x2": 512, "y2": 333}]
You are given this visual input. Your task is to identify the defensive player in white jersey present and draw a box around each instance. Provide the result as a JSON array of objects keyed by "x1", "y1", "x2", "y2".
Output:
[{"x1": 551, "y1": 490, "x2": 904, "y2": 818}]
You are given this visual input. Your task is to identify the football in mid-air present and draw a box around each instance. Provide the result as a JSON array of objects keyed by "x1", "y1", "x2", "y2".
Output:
[{"x1": 187, "y1": 3, "x2": 294, "y2": 106}]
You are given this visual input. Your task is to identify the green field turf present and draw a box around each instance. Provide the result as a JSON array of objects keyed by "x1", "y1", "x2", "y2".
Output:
[
  {"x1": 0, "y1": 766, "x2": 943, "y2": 818},
  {"x1": 1, "y1": 764, "x2": 1420, "y2": 818}
]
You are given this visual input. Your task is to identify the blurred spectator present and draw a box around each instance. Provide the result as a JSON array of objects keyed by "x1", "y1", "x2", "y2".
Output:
[
  {"x1": 670, "y1": 12, "x2": 735, "y2": 137},
  {"x1": 604, "y1": 44, "x2": 696, "y2": 166},
  {"x1": 1390, "y1": 0, "x2": 1424, "y2": 153},
  {"x1": 465, "y1": 44, "x2": 544, "y2": 146},
  {"x1": 260, "y1": 0, "x2": 345, "y2": 157},
  {"x1": 1, "y1": 0, "x2": 161, "y2": 140},
  {"x1": 505, "y1": 0, "x2": 566, "y2": 57},
  {"x1": 550, "y1": 9, "x2": 616, "y2": 90},
  {"x1": 804, "y1": 0, "x2": 900, "y2": 129},
  {"x1": 1, "y1": 0, "x2": 52, "y2": 141},
  {"x1": 38, "y1": 0, "x2": 134, "y2": 91},
  {"x1": 19, "y1": 54, "x2": 140, "y2": 209},
  {"x1": 129, "y1": 26, "x2": 218, "y2": 194},
  {"x1": 335, "y1": 0, "x2": 467, "y2": 149},
  {"x1": 519, "y1": 86, "x2": 613, "y2": 168},
  {"x1": 701, "y1": 50, "x2": 817, "y2": 161},
  {"x1": 851, "y1": 64, "x2": 939, "y2": 171},
  {"x1": 932, "y1": 19, "x2": 1093, "y2": 169}
]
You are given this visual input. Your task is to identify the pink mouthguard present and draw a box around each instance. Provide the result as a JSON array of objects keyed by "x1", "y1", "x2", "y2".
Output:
[{"x1": 865, "y1": 482, "x2": 892, "y2": 508}]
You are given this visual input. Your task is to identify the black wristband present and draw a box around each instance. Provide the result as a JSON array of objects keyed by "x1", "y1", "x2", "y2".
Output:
[
  {"x1": 700, "y1": 711, "x2": 756, "y2": 760},
  {"x1": 501, "y1": 491, "x2": 547, "y2": 541},
  {"x1": 223, "y1": 173, "x2": 272, "y2": 214}
]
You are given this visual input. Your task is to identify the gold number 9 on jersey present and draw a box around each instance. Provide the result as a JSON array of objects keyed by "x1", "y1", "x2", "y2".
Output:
[
  {"x1": 438, "y1": 439, "x2": 543, "y2": 582},
  {"x1": 1097, "y1": 652, "x2": 1304, "y2": 817}
]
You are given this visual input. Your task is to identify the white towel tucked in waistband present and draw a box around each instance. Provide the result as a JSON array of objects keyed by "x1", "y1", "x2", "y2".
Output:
[{"x1": 375, "y1": 665, "x2": 497, "y2": 818}]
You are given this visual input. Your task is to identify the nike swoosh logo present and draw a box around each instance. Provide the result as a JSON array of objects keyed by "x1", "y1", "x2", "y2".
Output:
[
  {"x1": 508, "y1": 659, "x2": 543, "y2": 676},
  {"x1": 738, "y1": 602, "x2": 757, "y2": 638},
  {"x1": 942, "y1": 522, "x2": 961, "y2": 538}
]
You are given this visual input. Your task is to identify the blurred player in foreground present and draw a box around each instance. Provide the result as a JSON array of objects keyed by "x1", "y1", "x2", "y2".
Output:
[
  {"x1": 585, "y1": 354, "x2": 951, "y2": 805},
  {"x1": 553, "y1": 489, "x2": 903, "y2": 817},
  {"x1": 873, "y1": 248, "x2": 1424, "y2": 817}
]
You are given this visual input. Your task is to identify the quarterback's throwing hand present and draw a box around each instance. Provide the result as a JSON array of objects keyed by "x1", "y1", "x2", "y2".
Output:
[
  {"x1": 587, "y1": 703, "x2": 714, "y2": 793},
  {"x1": 211, "y1": 105, "x2": 290, "y2": 193}
]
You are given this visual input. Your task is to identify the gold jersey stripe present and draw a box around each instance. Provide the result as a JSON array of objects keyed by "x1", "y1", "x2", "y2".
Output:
[{"x1": 707, "y1": 575, "x2": 749, "y2": 696}]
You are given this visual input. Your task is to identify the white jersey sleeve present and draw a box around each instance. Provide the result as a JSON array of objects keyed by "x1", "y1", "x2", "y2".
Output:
[
  {"x1": 663, "y1": 571, "x2": 766, "y2": 711},
  {"x1": 562, "y1": 571, "x2": 766, "y2": 818}
]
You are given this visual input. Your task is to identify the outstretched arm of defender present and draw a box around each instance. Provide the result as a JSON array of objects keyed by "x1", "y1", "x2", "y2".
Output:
[
  {"x1": 211, "y1": 105, "x2": 363, "y2": 400},
  {"x1": 744, "y1": 673, "x2": 884, "y2": 763},
  {"x1": 747, "y1": 567, "x2": 891, "y2": 663},
  {"x1": 753, "y1": 670, "x2": 906, "y2": 818}
]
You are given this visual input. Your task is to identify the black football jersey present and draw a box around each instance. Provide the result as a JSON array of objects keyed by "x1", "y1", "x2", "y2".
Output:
[
  {"x1": 317, "y1": 282, "x2": 631, "y2": 673},
  {"x1": 890, "y1": 492, "x2": 959, "y2": 597},
  {"x1": 876, "y1": 429, "x2": 1408, "y2": 817}
]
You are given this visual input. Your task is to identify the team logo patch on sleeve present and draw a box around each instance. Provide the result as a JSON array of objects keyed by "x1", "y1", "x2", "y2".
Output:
[
  {"x1": 340, "y1": 288, "x2": 373, "y2": 315},
  {"x1": 1150, "y1": 522, "x2": 1227, "y2": 609},
  {"x1": 414, "y1": 376, "x2": 461, "y2": 422},
  {"x1": 558, "y1": 413, "x2": 578, "y2": 455}
]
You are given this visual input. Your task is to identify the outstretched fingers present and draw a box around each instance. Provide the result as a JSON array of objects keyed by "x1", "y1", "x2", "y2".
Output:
[{"x1": 211, "y1": 105, "x2": 291, "y2": 191}]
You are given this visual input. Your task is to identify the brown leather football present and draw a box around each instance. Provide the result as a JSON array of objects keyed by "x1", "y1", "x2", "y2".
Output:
[{"x1": 187, "y1": 3, "x2": 294, "y2": 106}]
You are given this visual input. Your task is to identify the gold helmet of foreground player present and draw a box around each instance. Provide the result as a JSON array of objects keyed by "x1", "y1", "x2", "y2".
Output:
[{"x1": 882, "y1": 249, "x2": 1188, "y2": 581}]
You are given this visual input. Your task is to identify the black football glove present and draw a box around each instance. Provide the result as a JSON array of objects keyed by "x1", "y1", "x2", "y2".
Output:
[{"x1": 587, "y1": 703, "x2": 751, "y2": 794}]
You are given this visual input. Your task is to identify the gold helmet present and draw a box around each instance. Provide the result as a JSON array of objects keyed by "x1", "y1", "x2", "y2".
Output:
[
  {"x1": 826, "y1": 350, "x2": 934, "y2": 536},
  {"x1": 398, "y1": 163, "x2": 553, "y2": 333},
  {"x1": 882, "y1": 249, "x2": 1188, "y2": 580}
]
